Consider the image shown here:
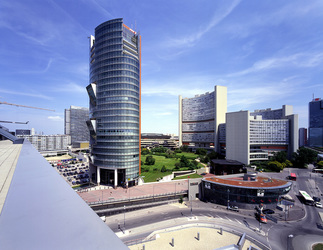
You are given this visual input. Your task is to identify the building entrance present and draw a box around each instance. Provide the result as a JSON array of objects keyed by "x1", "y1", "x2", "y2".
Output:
[{"x1": 99, "y1": 168, "x2": 125, "y2": 187}]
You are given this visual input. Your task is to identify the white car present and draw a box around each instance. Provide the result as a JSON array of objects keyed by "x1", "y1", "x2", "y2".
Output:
[{"x1": 315, "y1": 202, "x2": 322, "y2": 208}]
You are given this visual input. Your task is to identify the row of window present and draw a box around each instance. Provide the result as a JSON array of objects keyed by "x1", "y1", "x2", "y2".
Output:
[
  {"x1": 95, "y1": 20, "x2": 122, "y2": 35},
  {"x1": 95, "y1": 31, "x2": 122, "y2": 42},
  {"x1": 92, "y1": 56, "x2": 139, "y2": 69},
  {"x1": 94, "y1": 37, "x2": 122, "y2": 50},
  {"x1": 95, "y1": 159, "x2": 139, "y2": 167},
  {"x1": 98, "y1": 83, "x2": 139, "y2": 93},
  {"x1": 94, "y1": 148, "x2": 139, "y2": 154},
  {"x1": 98, "y1": 129, "x2": 139, "y2": 134},
  {"x1": 97, "y1": 116, "x2": 139, "y2": 123},
  {"x1": 94, "y1": 109, "x2": 139, "y2": 116},
  {"x1": 96, "y1": 136, "x2": 139, "y2": 140},
  {"x1": 97, "y1": 69, "x2": 139, "y2": 81},
  {"x1": 97, "y1": 76, "x2": 139, "y2": 86},
  {"x1": 92, "y1": 63, "x2": 139, "y2": 76},
  {"x1": 96, "y1": 141, "x2": 139, "y2": 147},
  {"x1": 95, "y1": 44, "x2": 122, "y2": 57},
  {"x1": 97, "y1": 122, "x2": 139, "y2": 129},
  {"x1": 95, "y1": 154, "x2": 139, "y2": 160},
  {"x1": 98, "y1": 103, "x2": 139, "y2": 110},
  {"x1": 97, "y1": 90, "x2": 139, "y2": 98}
]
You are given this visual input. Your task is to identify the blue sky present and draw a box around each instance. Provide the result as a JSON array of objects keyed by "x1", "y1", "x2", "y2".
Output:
[{"x1": 1, "y1": 0, "x2": 322, "y2": 135}]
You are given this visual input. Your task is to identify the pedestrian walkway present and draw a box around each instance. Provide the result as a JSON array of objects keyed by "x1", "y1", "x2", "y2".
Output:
[
  {"x1": 128, "y1": 226, "x2": 259, "y2": 250},
  {"x1": 78, "y1": 180, "x2": 188, "y2": 203}
]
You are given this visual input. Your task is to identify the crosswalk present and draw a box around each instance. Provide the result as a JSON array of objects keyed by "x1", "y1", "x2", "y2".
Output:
[{"x1": 196, "y1": 213, "x2": 246, "y2": 225}]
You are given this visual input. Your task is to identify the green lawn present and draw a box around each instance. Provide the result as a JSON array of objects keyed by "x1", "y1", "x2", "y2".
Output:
[
  {"x1": 313, "y1": 243, "x2": 323, "y2": 250},
  {"x1": 140, "y1": 153, "x2": 203, "y2": 182},
  {"x1": 172, "y1": 173, "x2": 202, "y2": 180}
]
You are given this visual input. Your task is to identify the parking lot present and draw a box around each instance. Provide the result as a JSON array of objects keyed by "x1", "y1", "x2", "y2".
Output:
[{"x1": 51, "y1": 160, "x2": 90, "y2": 187}]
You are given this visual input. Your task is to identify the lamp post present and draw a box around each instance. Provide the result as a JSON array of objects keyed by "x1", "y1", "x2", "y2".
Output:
[
  {"x1": 123, "y1": 205, "x2": 126, "y2": 229},
  {"x1": 190, "y1": 195, "x2": 193, "y2": 217},
  {"x1": 227, "y1": 189, "x2": 230, "y2": 209},
  {"x1": 287, "y1": 234, "x2": 293, "y2": 250}
]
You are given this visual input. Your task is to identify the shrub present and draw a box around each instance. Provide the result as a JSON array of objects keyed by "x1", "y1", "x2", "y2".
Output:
[{"x1": 161, "y1": 165, "x2": 167, "y2": 172}]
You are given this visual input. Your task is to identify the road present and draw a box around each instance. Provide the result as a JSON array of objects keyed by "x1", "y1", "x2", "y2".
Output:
[{"x1": 104, "y1": 166, "x2": 323, "y2": 249}]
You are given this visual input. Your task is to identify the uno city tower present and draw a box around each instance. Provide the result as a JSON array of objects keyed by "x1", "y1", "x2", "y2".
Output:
[{"x1": 87, "y1": 18, "x2": 141, "y2": 187}]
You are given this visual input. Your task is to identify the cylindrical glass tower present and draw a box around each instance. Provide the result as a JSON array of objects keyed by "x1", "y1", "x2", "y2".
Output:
[{"x1": 87, "y1": 18, "x2": 141, "y2": 187}]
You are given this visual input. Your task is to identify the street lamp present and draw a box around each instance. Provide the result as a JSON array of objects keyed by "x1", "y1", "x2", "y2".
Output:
[
  {"x1": 287, "y1": 234, "x2": 294, "y2": 250},
  {"x1": 123, "y1": 205, "x2": 126, "y2": 229},
  {"x1": 227, "y1": 189, "x2": 230, "y2": 209},
  {"x1": 190, "y1": 195, "x2": 193, "y2": 217}
]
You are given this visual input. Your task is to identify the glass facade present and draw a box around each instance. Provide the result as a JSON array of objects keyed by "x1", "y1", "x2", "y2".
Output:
[
  {"x1": 65, "y1": 106, "x2": 90, "y2": 145},
  {"x1": 309, "y1": 98, "x2": 323, "y2": 147},
  {"x1": 181, "y1": 92, "x2": 215, "y2": 147},
  {"x1": 88, "y1": 18, "x2": 141, "y2": 185},
  {"x1": 202, "y1": 180, "x2": 291, "y2": 208}
]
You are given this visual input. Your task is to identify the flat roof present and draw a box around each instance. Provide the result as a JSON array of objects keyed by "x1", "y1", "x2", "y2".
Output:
[
  {"x1": 204, "y1": 173, "x2": 290, "y2": 189},
  {"x1": 0, "y1": 140, "x2": 127, "y2": 249},
  {"x1": 211, "y1": 159, "x2": 244, "y2": 166}
]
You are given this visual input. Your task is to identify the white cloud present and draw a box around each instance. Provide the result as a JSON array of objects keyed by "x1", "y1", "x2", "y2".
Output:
[
  {"x1": 228, "y1": 52, "x2": 323, "y2": 77},
  {"x1": 48, "y1": 116, "x2": 63, "y2": 122},
  {"x1": 0, "y1": 88, "x2": 53, "y2": 100},
  {"x1": 165, "y1": 0, "x2": 241, "y2": 49}
]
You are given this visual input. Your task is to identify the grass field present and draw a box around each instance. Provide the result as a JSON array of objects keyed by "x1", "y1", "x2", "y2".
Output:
[
  {"x1": 140, "y1": 153, "x2": 203, "y2": 182},
  {"x1": 172, "y1": 173, "x2": 202, "y2": 180}
]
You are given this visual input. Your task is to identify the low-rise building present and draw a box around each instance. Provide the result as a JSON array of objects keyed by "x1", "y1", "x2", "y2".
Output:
[
  {"x1": 201, "y1": 173, "x2": 292, "y2": 209},
  {"x1": 141, "y1": 133, "x2": 178, "y2": 149}
]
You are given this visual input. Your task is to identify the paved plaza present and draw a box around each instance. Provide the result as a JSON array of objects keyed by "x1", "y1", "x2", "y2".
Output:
[{"x1": 78, "y1": 180, "x2": 189, "y2": 203}]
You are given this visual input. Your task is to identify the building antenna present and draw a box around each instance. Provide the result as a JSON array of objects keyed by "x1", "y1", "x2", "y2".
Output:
[{"x1": 312, "y1": 93, "x2": 314, "y2": 101}]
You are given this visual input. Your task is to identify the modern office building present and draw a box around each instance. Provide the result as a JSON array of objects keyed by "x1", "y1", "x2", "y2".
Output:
[
  {"x1": 309, "y1": 98, "x2": 323, "y2": 147},
  {"x1": 16, "y1": 134, "x2": 70, "y2": 152},
  {"x1": 65, "y1": 106, "x2": 89, "y2": 145},
  {"x1": 299, "y1": 128, "x2": 308, "y2": 147},
  {"x1": 179, "y1": 86, "x2": 227, "y2": 152},
  {"x1": 86, "y1": 18, "x2": 141, "y2": 187},
  {"x1": 226, "y1": 105, "x2": 298, "y2": 165}
]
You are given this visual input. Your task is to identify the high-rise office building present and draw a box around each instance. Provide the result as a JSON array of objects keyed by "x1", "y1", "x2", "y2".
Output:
[
  {"x1": 309, "y1": 98, "x2": 323, "y2": 147},
  {"x1": 87, "y1": 18, "x2": 141, "y2": 187},
  {"x1": 299, "y1": 128, "x2": 308, "y2": 147},
  {"x1": 65, "y1": 106, "x2": 89, "y2": 145},
  {"x1": 179, "y1": 86, "x2": 227, "y2": 152},
  {"x1": 226, "y1": 105, "x2": 298, "y2": 165}
]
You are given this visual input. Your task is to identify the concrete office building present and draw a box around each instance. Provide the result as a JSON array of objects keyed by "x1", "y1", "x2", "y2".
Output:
[
  {"x1": 141, "y1": 133, "x2": 178, "y2": 149},
  {"x1": 86, "y1": 18, "x2": 141, "y2": 187},
  {"x1": 299, "y1": 128, "x2": 308, "y2": 147},
  {"x1": 65, "y1": 106, "x2": 89, "y2": 145},
  {"x1": 226, "y1": 105, "x2": 298, "y2": 165},
  {"x1": 16, "y1": 134, "x2": 70, "y2": 152},
  {"x1": 309, "y1": 98, "x2": 323, "y2": 147},
  {"x1": 179, "y1": 86, "x2": 227, "y2": 152}
]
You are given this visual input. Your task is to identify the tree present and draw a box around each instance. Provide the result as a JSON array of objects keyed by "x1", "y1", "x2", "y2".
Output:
[
  {"x1": 196, "y1": 148, "x2": 207, "y2": 156},
  {"x1": 141, "y1": 148, "x2": 150, "y2": 155},
  {"x1": 271, "y1": 151, "x2": 287, "y2": 163},
  {"x1": 292, "y1": 147, "x2": 317, "y2": 168},
  {"x1": 268, "y1": 161, "x2": 283, "y2": 172},
  {"x1": 145, "y1": 155, "x2": 155, "y2": 165},
  {"x1": 317, "y1": 161, "x2": 323, "y2": 169},
  {"x1": 180, "y1": 145, "x2": 189, "y2": 152},
  {"x1": 165, "y1": 149, "x2": 175, "y2": 158},
  {"x1": 161, "y1": 165, "x2": 167, "y2": 172}
]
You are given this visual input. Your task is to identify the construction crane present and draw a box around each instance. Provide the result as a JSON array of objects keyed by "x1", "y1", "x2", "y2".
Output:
[
  {"x1": 0, "y1": 101, "x2": 55, "y2": 112},
  {"x1": 0, "y1": 120, "x2": 29, "y2": 124}
]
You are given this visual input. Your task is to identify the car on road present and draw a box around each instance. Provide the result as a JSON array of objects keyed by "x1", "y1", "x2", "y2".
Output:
[
  {"x1": 315, "y1": 202, "x2": 322, "y2": 208},
  {"x1": 256, "y1": 213, "x2": 267, "y2": 223},
  {"x1": 263, "y1": 209, "x2": 275, "y2": 214},
  {"x1": 227, "y1": 206, "x2": 239, "y2": 212},
  {"x1": 313, "y1": 196, "x2": 321, "y2": 202}
]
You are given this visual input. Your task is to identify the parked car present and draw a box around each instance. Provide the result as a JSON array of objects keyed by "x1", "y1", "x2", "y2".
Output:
[
  {"x1": 315, "y1": 202, "x2": 322, "y2": 208},
  {"x1": 263, "y1": 209, "x2": 275, "y2": 214}
]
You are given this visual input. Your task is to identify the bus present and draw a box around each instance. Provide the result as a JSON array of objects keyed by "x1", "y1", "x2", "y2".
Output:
[
  {"x1": 290, "y1": 173, "x2": 297, "y2": 181},
  {"x1": 312, "y1": 169, "x2": 323, "y2": 174},
  {"x1": 299, "y1": 190, "x2": 314, "y2": 205}
]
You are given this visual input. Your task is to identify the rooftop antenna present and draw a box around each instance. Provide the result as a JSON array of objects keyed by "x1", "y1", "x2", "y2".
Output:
[{"x1": 312, "y1": 93, "x2": 314, "y2": 101}]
